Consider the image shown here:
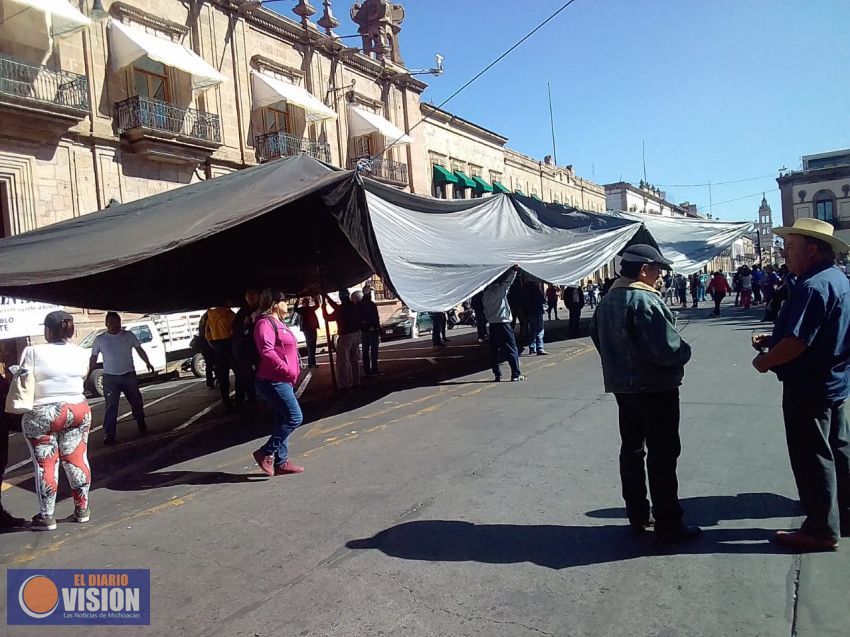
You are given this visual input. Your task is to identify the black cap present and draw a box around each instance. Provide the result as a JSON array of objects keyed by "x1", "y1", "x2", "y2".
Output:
[
  {"x1": 43, "y1": 310, "x2": 73, "y2": 332},
  {"x1": 620, "y1": 244, "x2": 673, "y2": 270}
]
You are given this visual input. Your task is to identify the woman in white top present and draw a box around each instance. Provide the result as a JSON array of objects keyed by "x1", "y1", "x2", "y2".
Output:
[
  {"x1": 739, "y1": 266, "x2": 754, "y2": 310},
  {"x1": 20, "y1": 311, "x2": 92, "y2": 531}
]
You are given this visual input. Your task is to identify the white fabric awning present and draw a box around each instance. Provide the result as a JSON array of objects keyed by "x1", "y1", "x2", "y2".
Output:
[
  {"x1": 107, "y1": 20, "x2": 226, "y2": 92},
  {"x1": 0, "y1": 0, "x2": 90, "y2": 55},
  {"x1": 250, "y1": 71, "x2": 337, "y2": 122},
  {"x1": 347, "y1": 104, "x2": 412, "y2": 145},
  {"x1": 2, "y1": 0, "x2": 91, "y2": 37}
]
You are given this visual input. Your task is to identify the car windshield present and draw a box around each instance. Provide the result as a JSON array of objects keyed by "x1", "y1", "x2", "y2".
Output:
[
  {"x1": 79, "y1": 329, "x2": 105, "y2": 348},
  {"x1": 389, "y1": 308, "x2": 413, "y2": 320}
]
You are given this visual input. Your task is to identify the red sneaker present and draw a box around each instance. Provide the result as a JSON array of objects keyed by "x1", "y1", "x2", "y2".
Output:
[
  {"x1": 274, "y1": 460, "x2": 305, "y2": 475},
  {"x1": 774, "y1": 530, "x2": 838, "y2": 552},
  {"x1": 252, "y1": 449, "x2": 275, "y2": 476}
]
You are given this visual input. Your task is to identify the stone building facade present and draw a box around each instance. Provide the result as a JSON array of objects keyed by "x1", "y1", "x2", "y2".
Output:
[
  {"x1": 777, "y1": 149, "x2": 850, "y2": 247},
  {"x1": 604, "y1": 181, "x2": 702, "y2": 218}
]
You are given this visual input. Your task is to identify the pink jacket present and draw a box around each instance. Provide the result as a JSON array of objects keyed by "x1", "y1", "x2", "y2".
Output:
[{"x1": 253, "y1": 316, "x2": 300, "y2": 385}]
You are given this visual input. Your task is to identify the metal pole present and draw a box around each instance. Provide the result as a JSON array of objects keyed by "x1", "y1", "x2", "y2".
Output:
[{"x1": 547, "y1": 82, "x2": 558, "y2": 166}]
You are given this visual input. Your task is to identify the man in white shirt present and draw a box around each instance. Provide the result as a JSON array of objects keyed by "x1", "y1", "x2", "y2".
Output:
[{"x1": 88, "y1": 312, "x2": 154, "y2": 445}]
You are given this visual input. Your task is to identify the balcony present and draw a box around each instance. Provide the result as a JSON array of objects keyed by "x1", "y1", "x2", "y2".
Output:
[
  {"x1": 115, "y1": 96, "x2": 222, "y2": 164},
  {"x1": 255, "y1": 131, "x2": 331, "y2": 164},
  {"x1": 0, "y1": 55, "x2": 89, "y2": 140},
  {"x1": 348, "y1": 157, "x2": 409, "y2": 187}
]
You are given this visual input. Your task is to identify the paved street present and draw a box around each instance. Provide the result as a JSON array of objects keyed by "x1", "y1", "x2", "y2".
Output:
[{"x1": 1, "y1": 302, "x2": 847, "y2": 636}]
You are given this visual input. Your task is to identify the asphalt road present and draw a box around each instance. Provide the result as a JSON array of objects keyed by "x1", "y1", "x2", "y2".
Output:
[{"x1": 1, "y1": 303, "x2": 847, "y2": 636}]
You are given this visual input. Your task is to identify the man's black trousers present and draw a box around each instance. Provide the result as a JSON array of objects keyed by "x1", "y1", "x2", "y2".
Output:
[
  {"x1": 614, "y1": 389, "x2": 684, "y2": 530},
  {"x1": 782, "y1": 391, "x2": 850, "y2": 540}
]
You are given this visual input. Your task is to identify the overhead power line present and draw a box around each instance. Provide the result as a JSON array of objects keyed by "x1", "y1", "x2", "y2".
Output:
[
  {"x1": 696, "y1": 188, "x2": 779, "y2": 211},
  {"x1": 655, "y1": 173, "x2": 778, "y2": 188},
  {"x1": 373, "y1": 0, "x2": 581, "y2": 161}
]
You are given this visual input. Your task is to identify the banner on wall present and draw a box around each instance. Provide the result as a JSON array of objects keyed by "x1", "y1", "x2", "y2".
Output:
[{"x1": 0, "y1": 298, "x2": 64, "y2": 339}]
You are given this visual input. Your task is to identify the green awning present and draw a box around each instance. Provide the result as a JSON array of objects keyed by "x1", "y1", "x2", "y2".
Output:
[
  {"x1": 454, "y1": 171, "x2": 476, "y2": 189},
  {"x1": 515, "y1": 189, "x2": 525, "y2": 196},
  {"x1": 433, "y1": 165, "x2": 458, "y2": 185},
  {"x1": 492, "y1": 181, "x2": 510, "y2": 194},
  {"x1": 471, "y1": 175, "x2": 493, "y2": 193},
  {"x1": 531, "y1": 194, "x2": 543, "y2": 202}
]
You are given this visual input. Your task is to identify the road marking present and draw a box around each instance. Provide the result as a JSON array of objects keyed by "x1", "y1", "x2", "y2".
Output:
[
  {"x1": 3, "y1": 381, "x2": 204, "y2": 475},
  {"x1": 296, "y1": 370, "x2": 313, "y2": 399},
  {"x1": 174, "y1": 404, "x2": 218, "y2": 431}
]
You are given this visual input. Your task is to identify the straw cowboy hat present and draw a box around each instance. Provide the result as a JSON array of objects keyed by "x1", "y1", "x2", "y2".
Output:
[{"x1": 774, "y1": 218, "x2": 849, "y2": 254}]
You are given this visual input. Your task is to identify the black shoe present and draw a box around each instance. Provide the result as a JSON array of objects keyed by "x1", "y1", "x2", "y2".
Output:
[
  {"x1": 493, "y1": 375, "x2": 502, "y2": 382},
  {"x1": 630, "y1": 515, "x2": 655, "y2": 534},
  {"x1": 0, "y1": 508, "x2": 26, "y2": 531},
  {"x1": 841, "y1": 521, "x2": 850, "y2": 538},
  {"x1": 656, "y1": 524, "x2": 701, "y2": 543},
  {"x1": 137, "y1": 422, "x2": 148, "y2": 437},
  {"x1": 31, "y1": 513, "x2": 57, "y2": 531},
  {"x1": 103, "y1": 435, "x2": 117, "y2": 446}
]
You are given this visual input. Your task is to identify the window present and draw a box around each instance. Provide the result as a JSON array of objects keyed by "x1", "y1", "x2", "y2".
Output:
[
  {"x1": 130, "y1": 325, "x2": 154, "y2": 344},
  {"x1": 453, "y1": 184, "x2": 466, "y2": 199},
  {"x1": 432, "y1": 182, "x2": 447, "y2": 199},
  {"x1": 814, "y1": 189, "x2": 837, "y2": 226},
  {"x1": 353, "y1": 135, "x2": 373, "y2": 158},
  {"x1": 262, "y1": 107, "x2": 290, "y2": 134},
  {"x1": 132, "y1": 58, "x2": 171, "y2": 101}
]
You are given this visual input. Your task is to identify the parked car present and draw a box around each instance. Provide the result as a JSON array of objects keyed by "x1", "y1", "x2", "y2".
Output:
[{"x1": 380, "y1": 308, "x2": 432, "y2": 341}]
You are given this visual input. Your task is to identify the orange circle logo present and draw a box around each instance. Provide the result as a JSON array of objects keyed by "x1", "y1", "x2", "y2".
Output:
[{"x1": 18, "y1": 575, "x2": 59, "y2": 619}]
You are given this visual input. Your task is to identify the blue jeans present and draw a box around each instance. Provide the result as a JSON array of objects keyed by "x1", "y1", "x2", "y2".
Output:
[
  {"x1": 527, "y1": 313, "x2": 545, "y2": 353},
  {"x1": 255, "y1": 378, "x2": 304, "y2": 466}
]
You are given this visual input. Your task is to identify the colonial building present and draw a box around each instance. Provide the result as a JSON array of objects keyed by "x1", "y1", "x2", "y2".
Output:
[
  {"x1": 604, "y1": 181, "x2": 702, "y2": 218},
  {"x1": 777, "y1": 148, "x2": 850, "y2": 247}
]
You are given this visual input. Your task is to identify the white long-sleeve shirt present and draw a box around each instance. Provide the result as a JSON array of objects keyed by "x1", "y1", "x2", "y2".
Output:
[{"x1": 20, "y1": 342, "x2": 89, "y2": 406}]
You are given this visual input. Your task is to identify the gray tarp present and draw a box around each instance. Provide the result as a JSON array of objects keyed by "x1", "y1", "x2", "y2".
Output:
[{"x1": 0, "y1": 155, "x2": 752, "y2": 313}]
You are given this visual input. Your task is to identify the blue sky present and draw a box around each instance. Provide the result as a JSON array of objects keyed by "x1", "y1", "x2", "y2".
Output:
[{"x1": 267, "y1": 1, "x2": 850, "y2": 221}]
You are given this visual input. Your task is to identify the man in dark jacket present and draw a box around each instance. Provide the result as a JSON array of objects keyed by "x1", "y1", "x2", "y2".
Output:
[
  {"x1": 360, "y1": 287, "x2": 382, "y2": 375},
  {"x1": 295, "y1": 295, "x2": 321, "y2": 368},
  {"x1": 562, "y1": 283, "x2": 585, "y2": 337},
  {"x1": 471, "y1": 291, "x2": 488, "y2": 343},
  {"x1": 524, "y1": 280, "x2": 548, "y2": 355},
  {"x1": 590, "y1": 244, "x2": 699, "y2": 542},
  {"x1": 232, "y1": 289, "x2": 260, "y2": 408}
]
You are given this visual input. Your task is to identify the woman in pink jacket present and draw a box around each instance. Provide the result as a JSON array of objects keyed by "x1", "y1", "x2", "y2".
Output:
[{"x1": 251, "y1": 289, "x2": 305, "y2": 476}]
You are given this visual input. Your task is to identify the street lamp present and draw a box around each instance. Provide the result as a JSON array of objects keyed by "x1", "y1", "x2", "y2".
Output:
[{"x1": 90, "y1": 0, "x2": 109, "y2": 21}]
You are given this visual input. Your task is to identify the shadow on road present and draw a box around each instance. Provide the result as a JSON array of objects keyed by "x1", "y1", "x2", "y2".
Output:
[
  {"x1": 585, "y1": 492, "x2": 801, "y2": 527},
  {"x1": 345, "y1": 519, "x2": 780, "y2": 569}
]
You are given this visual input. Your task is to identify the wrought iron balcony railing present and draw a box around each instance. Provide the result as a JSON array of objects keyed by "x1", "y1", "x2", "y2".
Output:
[
  {"x1": 115, "y1": 95, "x2": 221, "y2": 145},
  {"x1": 255, "y1": 131, "x2": 331, "y2": 163},
  {"x1": 348, "y1": 157, "x2": 408, "y2": 185},
  {"x1": 0, "y1": 55, "x2": 89, "y2": 113}
]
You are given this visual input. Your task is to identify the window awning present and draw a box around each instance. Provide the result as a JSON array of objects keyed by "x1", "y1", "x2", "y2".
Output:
[
  {"x1": 454, "y1": 171, "x2": 476, "y2": 189},
  {"x1": 515, "y1": 189, "x2": 525, "y2": 196},
  {"x1": 531, "y1": 194, "x2": 543, "y2": 202},
  {"x1": 347, "y1": 104, "x2": 412, "y2": 145},
  {"x1": 492, "y1": 181, "x2": 510, "y2": 194},
  {"x1": 0, "y1": 0, "x2": 91, "y2": 53},
  {"x1": 251, "y1": 71, "x2": 337, "y2": 122},
  {"x1": 432, "y1": 165, "x2": 458, "y2": 185},
  {"x1": 107, "y1": 19, "x2": 226, "y2": 92},
  {"x1": 472, "y1": 175, "x2": 493, "y2": 193}
]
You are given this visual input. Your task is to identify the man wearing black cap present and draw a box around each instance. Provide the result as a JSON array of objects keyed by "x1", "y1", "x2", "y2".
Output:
[{"x1": 590, "y1": 244, "x2": 699, "y2": 542}]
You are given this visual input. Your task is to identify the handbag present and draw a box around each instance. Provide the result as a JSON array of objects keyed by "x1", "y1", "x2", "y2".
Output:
[{"x1": 5, "y1": 364, "x2": 35, "y2": 414}]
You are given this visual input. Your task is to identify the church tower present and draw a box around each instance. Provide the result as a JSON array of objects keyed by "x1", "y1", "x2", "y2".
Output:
[{"x1": 757, "y1": 194, "x2": 774, "y2": 265}]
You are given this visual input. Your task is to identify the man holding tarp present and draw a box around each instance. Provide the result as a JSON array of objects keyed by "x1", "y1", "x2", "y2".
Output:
[{"x1": 483, "y1": 266, "x2": 525, "y2": 383}]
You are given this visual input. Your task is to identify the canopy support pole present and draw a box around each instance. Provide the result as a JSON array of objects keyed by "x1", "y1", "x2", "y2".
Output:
[{"x1": 316, "y1": 259, "x2": 338, "y2": 392}]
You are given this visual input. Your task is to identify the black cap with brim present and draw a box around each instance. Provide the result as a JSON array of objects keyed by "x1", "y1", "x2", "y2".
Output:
[
  {"x1": 43, "y1": 310, "x2": 73, "y2": 332},
  {"x1": 620, "y1": 244, "x2": 674, "y2": 270}
]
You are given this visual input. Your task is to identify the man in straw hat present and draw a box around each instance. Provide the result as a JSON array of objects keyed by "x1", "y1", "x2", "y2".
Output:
[{"x1": 752, "y1": 218, "x2": 850, "y2": 551}]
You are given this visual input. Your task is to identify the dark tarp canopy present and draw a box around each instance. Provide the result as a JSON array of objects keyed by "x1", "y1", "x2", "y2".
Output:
[{"x1": 0, "y1": 156, "x2": 382, "y2": 312}]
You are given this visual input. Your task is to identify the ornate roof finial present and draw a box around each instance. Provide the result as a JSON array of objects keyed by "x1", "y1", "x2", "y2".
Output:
[
  {"x1": 317, "y1": 0, "x2": 340, "y2": 36},
  {"x1": 293, "y1": 0, "x2": 316, "y2": 28}
]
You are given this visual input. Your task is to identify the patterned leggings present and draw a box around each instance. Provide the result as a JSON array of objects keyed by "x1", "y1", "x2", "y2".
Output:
[{"x1": 23, "y1": 402, "x2": 91, "y2": 517}]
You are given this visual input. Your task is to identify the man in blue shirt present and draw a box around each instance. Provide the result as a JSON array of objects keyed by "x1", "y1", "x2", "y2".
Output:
[{"x1": 753, "y1": 219, "x2": 850, "y2": 552}]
